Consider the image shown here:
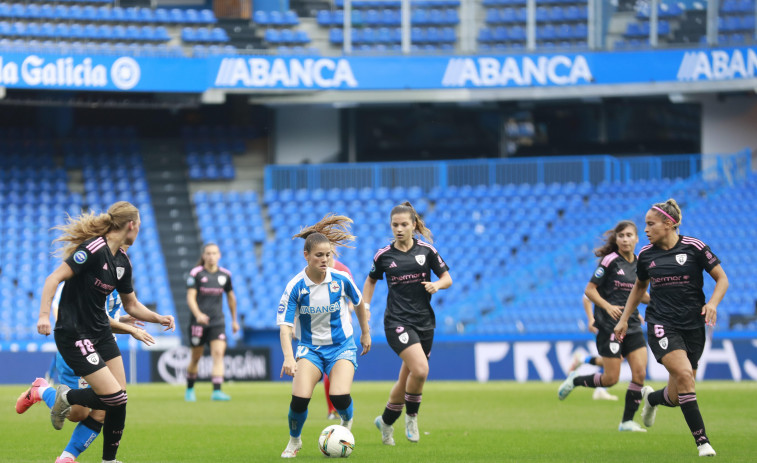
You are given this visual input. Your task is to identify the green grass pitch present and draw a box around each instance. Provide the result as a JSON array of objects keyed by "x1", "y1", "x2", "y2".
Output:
[{"x1": 2, "y1": 381, "x2": 755, "y2": 462}]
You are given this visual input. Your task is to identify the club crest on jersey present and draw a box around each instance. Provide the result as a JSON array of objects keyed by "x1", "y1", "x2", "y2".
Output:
[
  {"x1": 73, "y1": 250, "x2": 88, "y2": 264},
  {"x1": 187, "y1": 276, "x2": 195, "y2": 286},
  {"x1": 415, "y1": 255, "x2": 426, "y2": 266},
  {"x1": 116, "y1": 267, "x2": 125, "y2": 280},
  {"x1": 610, "y1": 342, "x2": 620, "y2": 354},
  {"x1": 86, "y1": 353, "x2": 100, "y2": 365},
  {"x1": 278, "y1": 302, "x2": 286, "y2": 314},
  {"x1": 218, "y1": 275, "x2": 227, "y2": 286},
  {"x1": 676, "y1": 254, "x2": 687, "y2": 265},
  {"x1": 594, "y1": 267, "x2": 604, "y2": 278},
  {"x1": 399, "y1": 332, "x2": 409, "y2": 344},
  {"x1": 330, "y1": 281, "x2": 340, "y2": 293},
  {"x1": 659, "y1": 337, "x2": 668, "y2": 349}
]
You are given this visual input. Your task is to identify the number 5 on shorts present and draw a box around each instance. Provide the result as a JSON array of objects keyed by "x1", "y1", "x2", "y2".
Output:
[{"x1": 654, "y1": 324, "x2": 665, "y2": 338}]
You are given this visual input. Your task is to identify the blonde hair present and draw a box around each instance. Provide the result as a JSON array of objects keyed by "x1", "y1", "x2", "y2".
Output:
[
  {"x1": 391, "y1": 201, "x2": 433, "y2": 243},
  {"x1": 54, "y1": 201, "x2": 140, "y2": 259},
  {"x1": 292, "y1": 214, "x2": 355, "y2": 255},
  {"x1": 651, "y1": 198, "x2": 682, "y2": 229}
]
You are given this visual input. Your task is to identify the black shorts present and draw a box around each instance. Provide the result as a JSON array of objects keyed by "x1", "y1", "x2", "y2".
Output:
[
  {"x1": 188, "y1": 323, "x2": 227, "y2": 347},
  {"x1": 596, "y1": 327, "x2": 646, "y2": 358},
  {"x1": 385, "y1": 325, "x2": 433, "y2": 357},
  {"x1": 55, "y1": 330, "x2": 121, "y2": 378},
  {"x1": 647, "y1": 322, "x2": 706, "y2": 370}
]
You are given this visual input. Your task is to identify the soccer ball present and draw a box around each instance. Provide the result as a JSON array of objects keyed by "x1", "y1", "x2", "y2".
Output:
[{"x1": 318, "y1": 424, "x2": 355, "y2": 458}]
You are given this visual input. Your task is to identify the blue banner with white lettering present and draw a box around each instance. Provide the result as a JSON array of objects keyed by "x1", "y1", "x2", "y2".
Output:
[{"x1": 0, "y1": 47, "x2": 755, "y2": 92}]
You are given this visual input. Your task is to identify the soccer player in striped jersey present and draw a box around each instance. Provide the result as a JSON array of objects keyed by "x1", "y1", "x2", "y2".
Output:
[
  {"x1": 277, "y1": 214, "x2": 371, "y2": 458},
  {"x1": 364, "y1": 202, "x2": 452, "y2": 445},
  {"x1": 184, "y1": 243, "x2": 238, "y2": 402},
  {"x1": 559, "y1": 220, "x2": 650, "y2": 432},
  {"x1": 35, "y1": 201, "x2": 175, "y2": 463},
  {"x1": 323, "y1": 248, "x2": 358, "y2": 420},
  {"x1": 615, "y1": 199, "x2": 728, "y2": 457}
]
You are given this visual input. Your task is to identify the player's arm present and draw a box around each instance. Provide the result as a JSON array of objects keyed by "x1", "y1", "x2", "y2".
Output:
[
  {"x1": 361, "y1": 276, "x2": 378, "y2": 314},
  {"x1": 187, "y1": 288, "x2": 209, "y2": 325},
  {"x1": 279, "y1": 324, "x2": 296, "y2": 378},
  {"x1": 581, "y1": 295, "x2": 597, "y2": 334},
  {"x1": 422, "y1": 270, "x2": 452, "y2": 294},
  {"x1": 702, "y1": 264, "x2": 728, "y2": 327},
  {"x1": 121, "y1": 291, "x2": 175, "y2": 332},
  {"x1": 37, "y1": 263, "x2": 74, "y2": 336},
  {"x1": 585, "y1": 282, "x2": 622, "y2": 320},
  {"x1": 227, "y1": 289, "x2": 239, "y2": 334},
  {"x1": 614, "y1": 278, "x2": 649, "y2": 341},
  {"x1": 109, "y1": 316, "x2": 155, "y2": 346}
]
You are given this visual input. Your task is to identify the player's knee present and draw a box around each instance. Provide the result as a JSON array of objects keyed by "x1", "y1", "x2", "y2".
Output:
[
  {"x1": 68, "y1": 405, "x2": 90, "y2": 422},
  {"x1": 89, "y1": 409, "x2": 106, "y2": 423},
  {"x1": 290, "y1": 395, "x2": 311, "y2": 413},
  {"x1": 411, "y1": 364, "x2": 429, "y2": 380},
  {"x1": 329, "y1": 394, "x2": 352, "y2": 410},
  {"x1": 602, "y1": 375, "x2": 619, "y2": 387}
]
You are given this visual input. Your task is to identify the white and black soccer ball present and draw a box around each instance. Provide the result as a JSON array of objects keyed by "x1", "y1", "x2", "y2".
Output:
[{"x1": 318, "y1": 424, "x2": 355, "y2": 458}]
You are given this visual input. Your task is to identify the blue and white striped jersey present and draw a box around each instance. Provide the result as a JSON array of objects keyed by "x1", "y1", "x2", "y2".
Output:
[
  {"x1": 277, "y1": 268, "x2": 362, "y2": 347},
  {"x1": 53, "y1": 282, "x2": 123, "y2": 320}
]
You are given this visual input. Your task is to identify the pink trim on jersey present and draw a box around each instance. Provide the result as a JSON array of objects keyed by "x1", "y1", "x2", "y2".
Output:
[
  {"x1": 417, "y1": 240, "x2": 438, "y2": 254},
  {"x1": 189, "y1": 265, "x2": 204, "y2": 277},
  {"x1": 681, "y1": 237, "x2": 705, "y2": 250},
  {"x1": 639, "y1": 244, "x2": 653, "y2": 254},
  {"x1": 219, "y1": 266, "x2": 232, "y2": 276},
  {"x1": 86, "y1": 237, "x2": 106, "y2": 253},
  {"x1": 373, "y1": 245, "x2": 391, "y2": 261},
  {"x1": 601, "y1": 252, "x2": 619, "y2": 267}
]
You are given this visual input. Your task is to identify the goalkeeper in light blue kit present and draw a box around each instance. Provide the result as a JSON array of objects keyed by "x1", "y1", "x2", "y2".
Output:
[
  {"x1": 277, "y1": 214, "x2": 371, "y2": 458},
  {"x1": 16, "y1": 282, "x2": 155, "y2": 463}
]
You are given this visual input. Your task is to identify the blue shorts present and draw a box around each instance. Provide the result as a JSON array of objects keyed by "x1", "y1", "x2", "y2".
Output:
[
  {"x1": 55, "y1": 352, "x2": 89, "y2": 390},
  {"x1": 295, "y1": 338, "x2": 358, "y2": 376}
]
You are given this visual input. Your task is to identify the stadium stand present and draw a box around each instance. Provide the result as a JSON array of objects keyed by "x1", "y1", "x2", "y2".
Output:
[{"x1": 186, "y1": 150, "x2": 755, "y2": 338}]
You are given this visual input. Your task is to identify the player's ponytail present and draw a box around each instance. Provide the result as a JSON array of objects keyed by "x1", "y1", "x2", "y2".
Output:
[
  {"x1": 54, "y1": 201, "x2": 139, "y2": 259},
  {"x1": 651, "y1": 198, "x2": 682, "y2": 229},
  {"x1": 594, "y1": 220, "x2": 637, "y2": 257},
  {"x1": 391, "y1": 201, "x2": 433, "y2": 243},
  {"x1": 293, "y1": 213, "x2": 355, "y2": 255}
]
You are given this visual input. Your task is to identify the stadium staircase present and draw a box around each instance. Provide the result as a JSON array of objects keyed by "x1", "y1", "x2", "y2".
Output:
[{"x1": 142, "y1": 143, "x2": 201, "y2": 335}]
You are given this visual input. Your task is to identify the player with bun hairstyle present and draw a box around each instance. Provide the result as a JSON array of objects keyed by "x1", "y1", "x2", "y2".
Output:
[
  {"x1": 37, "y1": 201, "x2": 175, "y2": 463},
  {"x1": 559, "y1": 220, "x2": 650, "y2": 432},
  {"x1": 184, "y1": 242, "x2": 238, "y2": 402},
  {"x1": 615, "y1": 199, "x2": 728, "y2": 457},
  {"x1": 365, "y1": 201, "x2": 452, "y2": 445},
  {"x1": 278, "y1": 214, "x2": 371, "y2": 458}
]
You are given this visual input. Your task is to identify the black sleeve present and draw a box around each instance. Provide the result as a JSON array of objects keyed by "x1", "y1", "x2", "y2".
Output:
[
  {"x1": 697, "y1": 244, "x2": 721, "y2": 273},
  {"x1": 589, "y1": 260, "x2": 609, "y2": 286},
  {"x1": 225, "y1": 274, "x2": 233, "y2": 292},
  {"x1": 429, "y1": 248, "x2": 449, "y2": 278},
  {"x1": 636, "y1": 251, "x2": 650, "y2": 281},
  {"x1": 64, "y1": 241, "x2": 97, "y2": 275},
  {"x1": 368, "y1": 256, "x2": 384, "y2": 280},
  {"x1": 116, "y1": 262, "x2": 134, "y2": 295}
]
